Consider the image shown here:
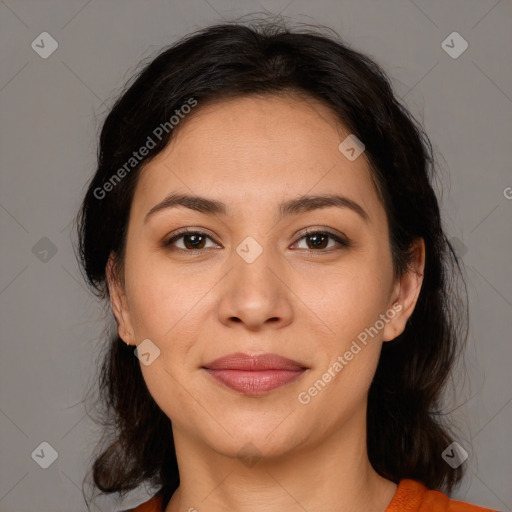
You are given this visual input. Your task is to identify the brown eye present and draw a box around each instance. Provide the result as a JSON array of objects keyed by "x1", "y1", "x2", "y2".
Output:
[
  {"x1": 294, "y1": 230, "x2": 350, "y2": 251},
  {"x1": 164, "y1": 230, "x2": 219, "y2": 251}
]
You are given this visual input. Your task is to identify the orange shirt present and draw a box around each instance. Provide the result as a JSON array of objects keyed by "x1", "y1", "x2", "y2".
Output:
[{"x1": 125, "y1": 479, "x2": 496, "y2": 511}]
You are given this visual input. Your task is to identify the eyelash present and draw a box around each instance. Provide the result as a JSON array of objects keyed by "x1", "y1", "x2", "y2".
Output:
[{"x1": 162, "y1": 228, "x2": 351, "y2": 254}]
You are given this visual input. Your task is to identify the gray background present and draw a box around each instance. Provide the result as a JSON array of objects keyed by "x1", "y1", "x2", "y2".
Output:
[{"x1": 1, "y1": 0, "x2": 511, "y2": 511}]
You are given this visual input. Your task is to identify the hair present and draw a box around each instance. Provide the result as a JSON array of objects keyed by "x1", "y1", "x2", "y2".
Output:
[{"x1": 76, "y1": 18, "x2": 468, "y2": 510}]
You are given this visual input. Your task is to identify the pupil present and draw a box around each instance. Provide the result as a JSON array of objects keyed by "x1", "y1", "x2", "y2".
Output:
[
  {"x1": 309, "y1": 234, "x2": 327, "y2": 249},
  {"x1": 186, "y1": 234, "x2": 204, "y2": 249}
]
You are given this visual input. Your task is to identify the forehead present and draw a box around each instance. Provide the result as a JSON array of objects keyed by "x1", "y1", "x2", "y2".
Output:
[
  {"x1": 132, "y1": 93, "x2": 383, "y2": 224},
  {"x1": 153, "y1": 93, "x2": 348, "y2": 166}
]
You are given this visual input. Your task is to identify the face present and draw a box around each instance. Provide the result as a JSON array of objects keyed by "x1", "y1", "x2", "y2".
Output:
[{"x1": 108, "y1": 93, "x2": 424, "y2": 461}]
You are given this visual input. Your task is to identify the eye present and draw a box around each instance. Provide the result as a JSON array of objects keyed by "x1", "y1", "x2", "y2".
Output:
[
  {"x1": 163, "y1": 229, "x2": 220, "y2": 251},
  {"x1": 162, "y1": 228, "x2": 350, "y2": 253},
  {"x1": 293, "y1": 229, "x2": 350, "y2": 251}
]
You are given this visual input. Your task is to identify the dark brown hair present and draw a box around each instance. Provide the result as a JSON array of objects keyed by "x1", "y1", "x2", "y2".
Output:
[{"x1": 76, "y1": 18, "x2": 468, "y2": 510}]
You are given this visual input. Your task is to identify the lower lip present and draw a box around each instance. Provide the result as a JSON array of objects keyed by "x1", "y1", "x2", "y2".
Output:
[{"x1": 203, "y1": 369, "x2": 306, "y2": 395}]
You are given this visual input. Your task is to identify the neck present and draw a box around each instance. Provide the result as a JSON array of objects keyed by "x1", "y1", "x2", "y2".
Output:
[{"x1": 165, "y1": 407, "x2": 397, "y2": 512}]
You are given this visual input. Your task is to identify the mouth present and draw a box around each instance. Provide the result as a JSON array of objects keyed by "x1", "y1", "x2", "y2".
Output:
[{"x1": 202, "y1": 352, "x2": 309, "y2": 396}]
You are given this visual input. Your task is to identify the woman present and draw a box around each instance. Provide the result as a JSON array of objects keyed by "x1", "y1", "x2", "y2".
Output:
[{"x1": 77, "y1": 20, "x2": 496, "y2": 512}]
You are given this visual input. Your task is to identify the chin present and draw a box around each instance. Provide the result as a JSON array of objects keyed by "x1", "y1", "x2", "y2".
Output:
[{"x1": 198, "y1": 415, "x2": 310, "y2": 462}]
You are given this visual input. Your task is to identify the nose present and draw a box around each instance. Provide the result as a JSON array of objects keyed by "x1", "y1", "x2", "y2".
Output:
[{"x1": 216, "y1": 245, "x2": 294, "y2": 331}]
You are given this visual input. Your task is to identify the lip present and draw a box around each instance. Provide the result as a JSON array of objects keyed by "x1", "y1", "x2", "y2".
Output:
[{"x1": 202, "y1": 353, "x2": 309, "y2": 395}]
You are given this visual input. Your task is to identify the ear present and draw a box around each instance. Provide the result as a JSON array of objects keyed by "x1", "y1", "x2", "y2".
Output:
[
  {"x1": 383, "y1": 238, "x2": 426, "y2": 342},
  {"x1": 106, "y1": 252, "x2": 135, "y2": 345}
]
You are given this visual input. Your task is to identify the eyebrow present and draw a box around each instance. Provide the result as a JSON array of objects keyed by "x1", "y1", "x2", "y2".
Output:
[{"x1": 144, "y1": 192, "x2": 370, "y2": 224}]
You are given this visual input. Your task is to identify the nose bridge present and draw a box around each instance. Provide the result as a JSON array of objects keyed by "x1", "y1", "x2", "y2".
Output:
[
  {"x1": 232, "y1": 233, "x2": 279, "y2": 305},
  {"x1": 216, "y1": 232, "x2": 293, "y2": 329}
]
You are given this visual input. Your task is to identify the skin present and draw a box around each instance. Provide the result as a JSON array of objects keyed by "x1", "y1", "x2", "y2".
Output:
[{"x1": 107, "y1": 93, "x2": 425, "y2": 512}]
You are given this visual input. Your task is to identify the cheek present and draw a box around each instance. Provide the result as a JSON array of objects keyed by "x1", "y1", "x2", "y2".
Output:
[
  {"x1": 124, "y1": 258, "x2": 181, "y2": 340},
  {"x1": 124, "y1": 258, "x2": 212, "y2": 372},
  {"x1": 298, "y1": 271, "x2": 388, "y2": 416},
  {"x1": 126, "y1": 266, "x2": 202, "y2": 421},
  {"x1": 305, "y1": 254, "x2": 393, "y2": 397},
  {"x1": 321, "y1": 265, "x2": 391, "y2": 335}
]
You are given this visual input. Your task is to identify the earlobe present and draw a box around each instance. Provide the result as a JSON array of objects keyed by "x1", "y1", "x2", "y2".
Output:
[
  {"x1": 382, "y1": 238, "x2": 426, "y2": 342},
  {"x1": 382, "y1": 301, "x2": 404, "y2": 341},
  {"x1": 106, "y1": 253, "x2": 133, "y2": 346}
]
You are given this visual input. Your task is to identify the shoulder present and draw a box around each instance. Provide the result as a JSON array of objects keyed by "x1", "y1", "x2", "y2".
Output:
[
  {"x1": 120, "y1": 493, "x2": 163, "y2": 512},
  {"x1": 387, "y1": 479, "x2": 498, "y2": 511},
  {"x1": 122, "y1": 481, "x2": 497, "y2": 512}
]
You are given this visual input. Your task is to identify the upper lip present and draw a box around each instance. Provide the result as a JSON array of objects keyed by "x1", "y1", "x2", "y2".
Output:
[{"x1": 203, "y1": 352, "x2": 308, "y2": 371}]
